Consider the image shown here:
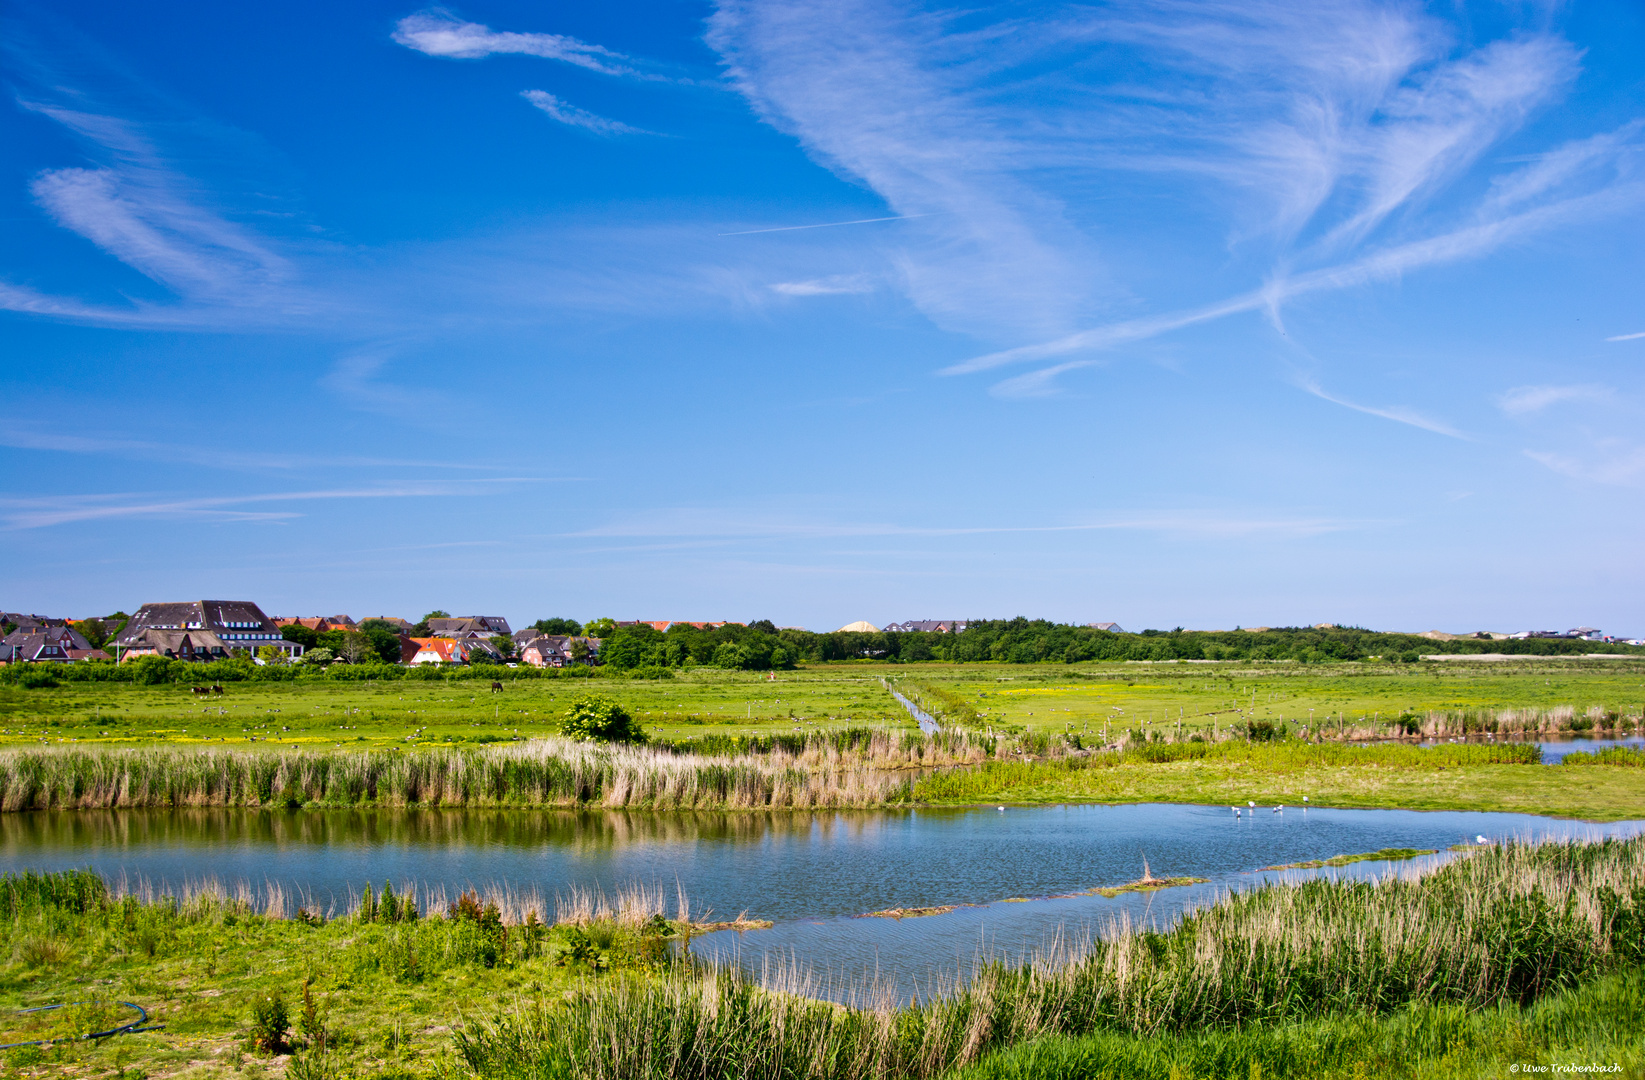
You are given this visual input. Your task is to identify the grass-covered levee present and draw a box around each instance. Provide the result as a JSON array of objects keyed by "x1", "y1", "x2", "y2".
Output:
[{"x1": 2, "y1": 838, "x2": 1640, "y2": 1079}]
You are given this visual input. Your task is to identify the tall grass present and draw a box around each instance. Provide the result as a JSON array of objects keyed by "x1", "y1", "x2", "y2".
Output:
[
  {"x1": 0, "y1": 734, "x2": 1559, "y2": 811},
  {"x1": 946, "y1": 967, "x2": 1645, "y2": 1080},
  {"x1": 0, "y1": 737, "x2": 921, "y2": 811},
  {"x1": 449, "y1": 838, "x2": 1645, "y2": 1080}
]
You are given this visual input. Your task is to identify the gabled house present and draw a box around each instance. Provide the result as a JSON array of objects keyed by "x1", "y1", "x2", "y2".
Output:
[
  {"x1": 1086, "y1": 622, "x2": 1126, "y2": 633},
  {"x1": 407, "y1": 637, "x2": 478, "y2": 665},
  {"x1": 274, "y1": 616, "x2": 356, "y2": 634},
  {"x1": 883, "y1": 620, "x2": 969, "y2": 633},
  {"x1": 518, "y1": 635, "x2": 601, "y2": 668},
  {"x1": 112, "y1": 600, "x2": 301, "y2": 661},
  {"x1": 427, "y1": 616, "x2": 512, "y2": 637},
  {"x1": 0, "y1": 625, "x2": 107, "y2": 663}
]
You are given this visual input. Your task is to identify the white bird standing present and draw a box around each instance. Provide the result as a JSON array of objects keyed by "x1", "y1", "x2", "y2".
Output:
[{"x1": 1476, "y1": 834, "x2": 1488, "y2": 844}]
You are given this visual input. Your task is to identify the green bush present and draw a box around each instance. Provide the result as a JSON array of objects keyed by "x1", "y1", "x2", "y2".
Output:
[
  {"x1": 248, "y1": 991, "x2": 289, "y2": 1054},
  {"x1": 558, "y1": 695, "x2": 647, "y2": 744}
]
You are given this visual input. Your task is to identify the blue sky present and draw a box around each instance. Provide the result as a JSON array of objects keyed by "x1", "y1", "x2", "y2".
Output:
[{"x1": 2, "y1": 0, "x2": 1643, "y2": 634}]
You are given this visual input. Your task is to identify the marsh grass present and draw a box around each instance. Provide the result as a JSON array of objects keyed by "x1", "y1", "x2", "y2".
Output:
[
  {"x1": 945, "y1": 966, "x2": 1645, "y2": 1080},
  {"x1": 449, "y1": 838, "x2": 1645, "y2": 1080},
  {"x1": 0, "y1": 735, "x2": 938, "y2": 811}
]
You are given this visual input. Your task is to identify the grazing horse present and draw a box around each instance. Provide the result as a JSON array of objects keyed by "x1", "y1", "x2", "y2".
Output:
[
  {"x1": 210, "y1": 684, "x2": 225, "y2": 695},
  {"x1": 191, "y1": 686, "x2": 211, "y2": 696},
  {"x1": 490, "y1": 681, "x2": 503, "y2": 693}
]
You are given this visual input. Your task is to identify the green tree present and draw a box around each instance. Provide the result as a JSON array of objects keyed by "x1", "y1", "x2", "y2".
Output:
[
  {"x1": 358, "y1": 620, "x2": 406, "y2": 663},
  {"x1": 532, "y1": 617, "x2": 582, "y2": 635},
  {"x1": 72, "y1": 618, "x2": 111, "y2": 649},
  {"x1": 582, "y1": 617, "x2": 617, "y2": 639},
  {"x1": 559, "y1": 695, "x2": 646, "y2": 744},
  {"x1": 489, "y1": 634, "x2": 517, "y2": 660},
  {"x1": 281, "y1": 624, "x2": 320, "y2": 650}
]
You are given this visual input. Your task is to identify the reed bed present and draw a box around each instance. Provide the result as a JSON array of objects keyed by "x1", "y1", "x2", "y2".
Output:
[
  {"x1": 0, "y1": 737, "x2": 924, "y2": 811},
  {"x1": 451, "y1": 838, "x2": 1645, "y2": 1080}
]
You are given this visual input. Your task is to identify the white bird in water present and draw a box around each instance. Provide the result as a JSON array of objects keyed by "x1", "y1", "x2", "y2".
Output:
[
  {"x1": 998, "y1": 806, "x2": 1005, "y2": 811},
  {"x1": 1248, "y1": 800, "x2": 1256, "y2": 808},
  {"x1": 1303, "y1": 796, "x2": 1309, "y2": 803},
  {"x1": 1476, "y1": 835, "x2": 1488, "y2": 844},
  {"x1": 1273, "y1": 805, "x2": 1283, "y2": 813}
]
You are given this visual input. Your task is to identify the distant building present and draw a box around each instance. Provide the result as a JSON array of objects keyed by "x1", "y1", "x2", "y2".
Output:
[
  {"x1": 112, "y1": 600, "x2": 301, "y2": 661},
  {"x1": 883, "y1": 620, "x2": 969, "y2": 633},
  {"x1": 614, "y1": 621, "x2": 729, "y2": 632},
  {"x1": 360, "y1": 616, "x2": 415, "y2": 633},
  {"x1": 835, "y1": 621, "x2": 879, "y2": 633},
  {"x1": 274, "y1": 616, "x2": 355, "y2": 634},
  {"x1": 408, "y1": 638, "x2": 465, "y2": 665},
  {"x1": 426, "y1": 616, "x2": 512, "y2": 637},
  {"x1": 518, "y1": 635, "x2": 601, "y2": 668},
  {"x1": 1086, "y1": 622, "x2": 1125, "y2": 633},
  {"x1": 1, "y1": 625, "x2": 106, "y2": 663},
  {"x1": 0, "y1": 612, "x2": 64, "y2": 633}
]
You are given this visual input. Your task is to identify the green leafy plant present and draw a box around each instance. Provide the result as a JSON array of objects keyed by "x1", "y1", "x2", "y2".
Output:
[
  {"x1": 248, "y1": 991, "x2": 289, "y2": 1055},
  {"x1": 559, "y1": 695, "x2": 647, "y2": 744}
]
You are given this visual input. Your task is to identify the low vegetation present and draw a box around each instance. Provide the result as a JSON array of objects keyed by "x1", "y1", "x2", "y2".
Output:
[{"x1": 450, "y1": 837, "x2": 1645, "y2": 1079}]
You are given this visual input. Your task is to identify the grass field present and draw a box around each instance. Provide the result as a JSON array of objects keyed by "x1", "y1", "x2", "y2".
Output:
[{"x1": 3, "y1": 659, "x2": 1643, "y2": 752}]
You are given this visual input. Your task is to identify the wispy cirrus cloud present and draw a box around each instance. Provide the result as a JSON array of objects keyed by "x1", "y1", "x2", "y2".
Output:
[
  {"x1": 1, "y1": 89, "x2": 325, "y2": 328},
  {"x1": 392, "y1": 11, "x2": 654, "y2": 78},
  {"x1": 769, "y1": 274, "x2": 873, "y2": 296},
  {"x1": 570, "y1": 506, "x2": 1368, "y2": 542},
  {"x1": 0, "y1": 480, "x2": 543, "y2": 531},
  {"x1": 706, "y1": 0, "x2": 1639, "y2": 403},
  {"x1": 520, "y1": 90, "x2": 649, "y2": 136},
  {"x1": 1497, "y1": 384, "x2": 1612, "y2": 417},
  {"x1": 1608, "y1": 331, "x2": 1645, "y2": 343},
  {"x1": 1298, "y1": 379, "x2": 1468, "y2": 439}
]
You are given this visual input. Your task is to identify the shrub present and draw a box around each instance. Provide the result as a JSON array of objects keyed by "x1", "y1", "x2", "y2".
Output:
[
  {"x1": 559, "y1": 696, "x2": 647, "y2": 744},
  {"x1": 248, "y1": 991, "x2": 289, "y2": 1054}
]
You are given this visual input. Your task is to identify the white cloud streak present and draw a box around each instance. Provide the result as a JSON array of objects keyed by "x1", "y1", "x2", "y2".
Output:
[
  {"x1": 0, "y1": 481, "x2": 539, "y2": 531},
  {"x1": 1298, "y1": 379, "x2": 1468, "y2": 439},
  {"x1": 769, "y1": 274, "x2": 873, "y2": 296},
  {"x1": 392, "y1": 12, "x2": 645, "y2": 77},
  {"x1": 1496, "y1": 384, "x2": 1611, "y2": 417},
  {"x1": 520, "y1": 90, "x2": 648, "y2": 136},
  {"x1": 571, "y1": 507, "x2": 1368, "y2": 542},
  {"x1": 1608, "y1": 331, "x2": 1645, "y2": 342}
]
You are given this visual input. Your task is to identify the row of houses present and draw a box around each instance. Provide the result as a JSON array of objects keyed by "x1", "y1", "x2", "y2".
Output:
[{"x1": 1, "y1": 602, "x2": 602, "y2": 669}]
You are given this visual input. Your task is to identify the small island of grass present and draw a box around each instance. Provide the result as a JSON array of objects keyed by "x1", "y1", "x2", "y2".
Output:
[{"x1": 1260, "y1": 847, "x2": 1437, "y2": 871}]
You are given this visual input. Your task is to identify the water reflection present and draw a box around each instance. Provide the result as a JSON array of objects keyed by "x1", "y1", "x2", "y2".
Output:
[{"x1": 2, "y1": 802, "x2": 1640, "y2": 999}]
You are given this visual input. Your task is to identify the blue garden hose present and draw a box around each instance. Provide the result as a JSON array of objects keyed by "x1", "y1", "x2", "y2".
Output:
[{"x1": 0, "y1": 1001, "x2": 163, "y2": 1049}]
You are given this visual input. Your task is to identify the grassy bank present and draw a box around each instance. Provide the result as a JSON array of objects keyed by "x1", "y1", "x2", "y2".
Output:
[
  {"x1": 451, "y1": 837, "x2": 1645, "y2": 1079},
  {"x1": 0, "y1": 869, "x2": 688, "y2": 1080},
  {"x1": 911, "y1": 739, "x2": 1645, "y2": 821},
  {"x1": 1, "y1": 734, "x2": 1643, "y2": 817}
]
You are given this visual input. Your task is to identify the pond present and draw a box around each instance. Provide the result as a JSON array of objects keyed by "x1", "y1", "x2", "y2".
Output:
[{"x1": 2, "y1": 802, "x2": 1640, "y2": 998}]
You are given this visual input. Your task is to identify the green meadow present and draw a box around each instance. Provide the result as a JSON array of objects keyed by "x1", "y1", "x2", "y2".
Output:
[{"x1": 4, "y1": 658, "x2": 1644, "y2": 751}]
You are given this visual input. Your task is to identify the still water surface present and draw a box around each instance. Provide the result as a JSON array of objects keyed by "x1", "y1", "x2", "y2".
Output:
[{"x1": 2, "y1": 803, "x2": 1640, "y2": 994}]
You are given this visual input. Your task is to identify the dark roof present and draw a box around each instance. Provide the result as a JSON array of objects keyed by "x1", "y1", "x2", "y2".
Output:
[
  {"x1": 2, "y1": 626, "x2": 93, "y2": 651},
  {"x1": 115, "y1": 601, "x2": 277, "y2": 644}
]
